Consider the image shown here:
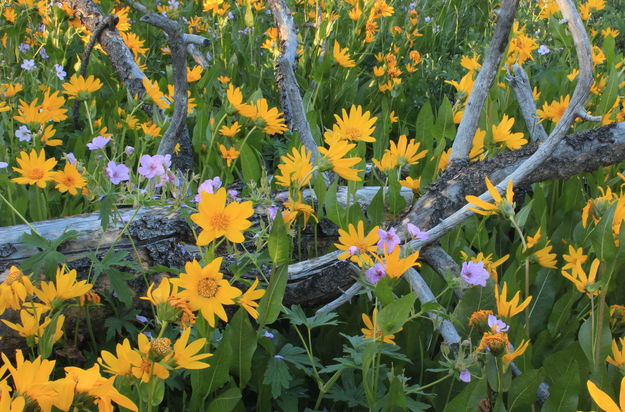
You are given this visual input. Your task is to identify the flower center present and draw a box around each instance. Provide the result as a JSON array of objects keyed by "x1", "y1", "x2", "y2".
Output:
[
  {"x1": 150, "y1": 337, "x2": 172, "y2": 357},
  {"x1": 197, "y1": 278, "x2": 219, "y2": 298},
  {"x1": 29, "y1": 168, "x2": 44, "y2": 180},
  {"x1": 210, "y1": 212, "x2": 230, "y2": 231},
  {"x1": 343, "y1": 127, "x2": 362, "y2": 140}
]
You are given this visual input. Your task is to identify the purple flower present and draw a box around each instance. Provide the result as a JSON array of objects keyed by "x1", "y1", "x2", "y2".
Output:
[
  {"x1": 538, "y1": 45, "x2": 551, "y2": 55},
  {"x1": 39, "y1": 47, "x2": 48, "y2": 59},
  {"x1": 15, "y1": 125, "x2": 32, "y2": 142},
  {"x1": 143, "y1": 331, "x2": 153, "y2": 339},
  {"x1": 18, "y1": 43, "x2": 31, "y2": 53},
  {"x1": 365, "y1": 263, "x2": 386, "y2": 284},
  {"x1": 125, "y1": 145, "x2": 135, "y2": 155},
  {"x1": 266, "y1": 206, "x2": 279, "y2": 222},
  {"x1": 424, "y1": 16, "x2": 431, "y2": 22},
  {"x1": 135, "y1": 315, "x2": 149, "y2": 323},
  {"x1": 86, "y1": 135, "x2": 110, "y2": 150},
  {"x1": 348, "y1": 246, "x2": 359, "y2": 256},
  {"x1": 275, "y1": 192, "x2": 289, "y2": 202},
  {"x1": 21, "y1": 59, "x2": 35, "y2": 71},
  {"x1": 138, "y1": 154, "x2": 167, "y2": 179},
  {"x1": 487, "y1": 314, "x2": 509, "y2": 333},
  {"x1": 194, "y1": 176, "x2": 222, "y2": 202},
  {"x1": 459, "y1": 369, "x2": 471, "y2": 383},
  {"x1": 407, "y1": 223, "x2": 429, "y2": 241},
  {"x1": 377, "y1": 227, "x2": 400, "y2": 253},
  {"x1": 263, "y1": 331, "x2": 275, "y2": 339},
  {"x1": 274, "y1": 354, "x2": 284, "y2": 360},
  {"x1": 0, "y1": 162, "x2": 8, "y2": 169},
  {"x1": 228, "y1": 189, "x2": 239, "y2": 200},
  {"x1": 66, "y1": 152, "x2": 77, "y2": 165},
  {"x1": 105, "y1": 161, "x2": 130, "y2": 185},
  {"x1": 54, "y1": 63, "x2": 66, "y2": 81},
  {"x1": 460, "y1": 261, "x2": 490, "y2": 287}
]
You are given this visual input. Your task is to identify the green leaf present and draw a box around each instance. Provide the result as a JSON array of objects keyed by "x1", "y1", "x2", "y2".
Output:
[
  {"x1": 507, "y1": 369, "x2": 542, "y2": 411},
  {"x1": 239, "y1": 144, "x2": 261, "y2": 184},
  {"x1": 99, "y1": 195, "x2": 113, "y2": 231},
  {"x1": 206, "y1": 387, "x2": 242, "y2": 412},
  {"x1": 367, "y1": 187, "x2": 385, "y2": 226},
  {"x1": 190, "y1": 339, "x2": 233, "y2": 409},
  {"x1": 443, "y1": 378, "x2": 487, "y2": 412},
  {"x1": 263, "y1": 353, "x2": 291, "y2": 398},
  {"x1": 282, "y1": 305, "x2": 339, "y2": 329},
  {"x1": 542, "y1": 346, "x2": 582, "y2": 412},
  {"x1": 589, "y1": 204, "x2": 617, "y2": 262},
  {"x1": 382, "y1": 375, "x2": 407, "y2": 411},
  {"x1": 578, "y1": 306, "x2": 612, "y2": 364},
  {"x1": 20, "y1": 230, "x2": 79, "y2": 277},
  {"x1": 257, "y1": 265, "x2": 288, "y2": 327},
  {"x1": 325, "y1": 179, "x2": 343, "y2": 227},
  {"x1": 377, "y1": 292, "x2": 417, "y2": 335},
  {"x1": 222, "y1": 308, "x2": 257, "y2": 388},
  {"x1": 515, "y1": 199, "x2": 533, "y2": 228},
  {"x1": 267, "y1": 213, "x2": 291, "y2": 266},
  {"x1": 37, "y1": 312, "x2": 63, "y2": 358},
  {"x1": 374, "y1": 277, "x2": 396, "y2": 306},
  {"x1": 452, "y1": 284, "x2": 496, "y2": 335}
]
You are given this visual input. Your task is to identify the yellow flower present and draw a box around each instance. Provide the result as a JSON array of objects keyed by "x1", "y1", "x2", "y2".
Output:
[
  {"x1": 35, "y1": 266, "x2": 93, "y2": 306},
  {"x1": 587, "y1": 377, "x2": 625, "y2": 412},
  {"x1": 284, "y1": 199, "x2": 319, "y2": 226},
  {"x1": 468, "y1": 309, "x2": 494, "y2": 329},
  {"x1": 607, "y1": 337, "x2": 625, "y2": 369},
  {"x1": 2, "y1": 309, "x2": 64, "y2": 343},
  {"x1": 335, "y1": 221, "x2": 379, "y2": 267},
  {"x1": 191, "y1": 188, "x2": 254, "y2": 245},
  {"x1": 0, "y1": 266, "x2": 34, "y2": 315},
  {"x1": 1, "y1": 83, "x2": 23, "y2": 98},
  {"x1": 250, "y1": 98, "x2": 289, "y2": 135},
  {"x1": 561, "y1": 258, "x2": 600, "y2": 296},
  {"x1": 121, "y1": 31, "x2": 147, "y2": 57},
  {"x1": 526, "y1": 227, "x2": 541, "y2": 249},
  {"x1": 377, "y1": 245, "x2": 420, "y2": 279},
  {"x1": 173, "y1": 259, "x2": 242, "y2": 327},
  {"x1": 506, "y1": 24, "x2": 538, "y2": 66},
  {"x1": 0, "y1": 350, "x2": 64, "y2": 412},
  {"x1": 52, "y1": 163, "x2": 86, "y2": 195},
  {"x1": 492, "y1": 114, "x2": 527, "y2": 150},
  {"x1": 318, "y1": 136, "x2": 363, "y2": 181},
  {"x1": 534, "y1": 243, "x2": 558, "y2": 268},
  {"x1": 324, "y1": 105, "x2": 377, "y2": 143},
  {"x1": 466, "y1": 177, "x2": 514, "y2": 217},
  {"x1": 238, "y1": 278, "x2": 266, "y2": 319},
  {"x1": 142, "y1": 77, "x2": 170, "y2": 109},
  {"x1": 142, "y1": 277, "x2": 176, "y2": 306},
  {"x1": 437, "y1": 148, "x2": 451, "y2": 172},
  {"x1": 0, "y1": 101, "x2": 9, "y2": 113},
  {"x1": 11, "y1": 149, "x2": 57, "y2": 188},
  {"x1": 362, "y1": 308, "x2": 399, "y2": 344},
  {"x1": 469, "y1": 128, "x2": 487, "y2": 160},
  {"x1": 173, "y1": 326, "x2": 212, "y2": 369},
  {"x1": 333, "y1": 40, "x2": 356, "y2": 68},
  {"x1": 40, "y1": 124, "x2": 62, "y2": 146},
  {"x1": 219, "y1": 121, "x2": 242, "y2": 138},
  {"x1": 537, "y1": 95, "x2": 570, "y2": 123},
  {"x1": 562, "y1": 245, "x2": 588, "y2": 271},
  {"x1": 400, "y1": 176, "x2": 421, "y2": 191},
  {"x1": 538, "y1": 0, "x2": 560, "y2": 18},
  {"x1": 62, "y1": 74, "x2": 103, "y2": 100},
  {"x1": 502, "y1": 339, "x2": 530, "y2": 364},
  {"x1": 187, "y1": 65, "x2": 204, "y2": 82},
  {"x1": 217, "y1": 75, "x2": 230, "y2": 83},
  {"x1": 141, "y1": 121, "x2": 162, "y2": 138},
  {"x1": 389, "y1": 111, "x2": 398, "y2": 123},
  {"x1": 132, "y1": 333, "x2": 171, "y2": 381},
  {"x1": 218, "y1": 143, "x2": 240, "y2": 167},
  {"x1": 374, "y1": 135, "x2": 428, "y2": 171},
  {"x1": 460, "y1": 251, "x2": 509, "y2": 282},
  {"x1": 0, "y1": 382, "x2": 25, "y2": 411},
  {"x1": 602, "y1": 28, "x2": 620, "y2": 38},
  {"x1": 275, "y1": 146, "x2": 313, "y2": 188},
  {"x1": 495, "y1": 282, "x2": 532, "y2": 319},
  {"x1": 226, "y1": 84, "x2": 254, "y2": 115},
  {"x1": 98, "y1": 338, "x2": 141, "y2": 377}
]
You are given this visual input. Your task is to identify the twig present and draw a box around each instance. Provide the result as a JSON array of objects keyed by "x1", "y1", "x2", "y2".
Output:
[
  {"x1": 505, "y1": 63, "x2": 549, "y2": 142},
  {"x1": 139, "y1": 12, "x2": 193, "y2": 173},
  {"x1": 316, "y1": 282, "x2": 362, "y2": 313},
  {"x1": 449, "y1": 0, "x2": 520, "y2": 162},
  {"x1": 575, "y1": 109, "x2": 601, "y2": 122},
  {"x1": 267, "y1": 0, "x2": 320, "y2": 162},
  {"x1": 187, "y1": 43, "x2": 209, "y2": 68}
]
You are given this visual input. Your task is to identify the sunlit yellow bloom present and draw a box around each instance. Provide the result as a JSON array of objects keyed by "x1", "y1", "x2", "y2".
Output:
[
  {"x1": 534, "y1": 243, "x2": 557, "y2": 269},
  {"x1": 374, "y1": 135, "x2": 428, "y2": 171},
  {"x1": 35, "y1": 266, "x2": 92, "y2": 306},
  {"x1": 324, "y1": 105, "x2": 377, "y2": 143},
  {"x1": 469, "y1": 128, "x2": 487, "y2": 160},
  {"x1": 437, "y1": 148, "x2": 451, "y2": 172},
  {"x1": 466, "y1": 177, "x2": 514, "y2": 217},
  {"x1": 275, "y1": 146, "x2": 313, "y2": 188},
  {"x1": 369, "y1": 0, "x2": 394, "y2": 19},
  {"x1": 468, "y1": 309, "x2": 494, "y2": 329},
  {"x1": 506, "y1": 24, "x2": 538, "y2": 66},
  {"x1": 362, "y1": 308, "x2": 399, "y2": 344},
  {"x1": 602, "y1": 28, "x2": 620, "y2": 38},
  {"x1": 495, "y1": 282, "x2": 532, "y2": 319},
  {"x1": 141, "y1": 121, "x2": 162, "y2": 138},
  {"x1": 538, "y1": 0, "x2": 559, "y2": 18},
  {"x1": 492, "y1": 115, "x2": 527, "y2": 150},
  {"x1": 318, "y1": 136, "x2": 362, "y2": 181},
  {"x1": 219, "y1": 121, "x2": 241, "y2": 138},
  {"x1": 121, "y1": 31, "x2": 147, "y2": 57},
  {"x1": 52, "y1": 163, "x2": 86, "y2": 195},
  {"x1": 62, "y1": 74, "x2": 103, "y2": 99},
  {"x1": 173, "y1": 259, "x2": 242, "y2": 327},
  {"x1": 377, "y1": 245, "x2": 420, "y2": 279},
  {"x1": 526, "y1": 227, "x2": 541, "y2": 249},
  {"x1": 238, "y1": 278, "x2": 265, "y2": 319},
  {"x1": 333, "y1": 40, "x2": 356, "y2": 68},
  {"x1": 400, "y1": 176, "x2": 421, "y2": 191},
  {"x1": 502, "y1": 339, "x2": 530, "y2": 364},
  {"x1": 335, "y1": 221, "x2": 379, "y2": 267},
  {"x1": 40, "y1": 124, "x2": 62, "y2": 146},
  {"x1": 607, "y1": 337, "x2": 625, "y2": 369},
  {"x1": 218, "y1": 143, "x2": 240, "y2": 167},
  {"x1": 187, "y1": 65, "x2": 204, "y2": 82},
  {"x1": 2, "y1": 309, "x2": 64, "y2": 343},
  {"x1": 284, "y1": 199, "x2": 318, "y2": 226},
  {"x1": 191, "y1": 188, "x2": 253, "y2": 245},
  {"x1": 587, "y1": 377, "x2": 624, "y2": 412},
  {"x1": 99, "y1": 338, "x2": 141, "y2": 377},
  {"x1": 226, "y1": 84, "x2": 254, "y2": 115},
  {"x1": 248, "y1": 98, "x2": 288, "y2": 135},
  {"x1": 537, "y1": 94, "x2": 570, "y2": 123},
  {"x1": 14, "y1": 91, "x2": 68, "y2": 125},
  {"x1": 561, "y1": 258, "x2": 600, "y2": 296},
  {"x1": 63, "y1": 364, "x2": 139, "y2": 411},
  {"x1": 217, "y1": 75, "x2": 230, "y2": 83},
  {"x1": 142, "y1": 78, "x2": 170, "y2": 109},
  {"x1": 561, "y1": 245, "x2": 588, "y2": 271},
  {"x1": 1, "y1": 83, "x2": 23, "y2": 98},
  {"x1": 0, "y1": 266, "x2": 34, "y2": 315},
  {"x1": 592, "y1": 45, "x2": 606, "y2": 65},
  {"x1": 11, "y1": 149, "x2": 57, "y2": 188},
  {"x1": 173, "y1": 326, "x2": 212, "y2": 369}
]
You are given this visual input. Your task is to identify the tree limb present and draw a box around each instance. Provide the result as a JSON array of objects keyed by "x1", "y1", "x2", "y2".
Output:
[{"x1": 505, "y1": 63, "x2": 549, "y2": 142}]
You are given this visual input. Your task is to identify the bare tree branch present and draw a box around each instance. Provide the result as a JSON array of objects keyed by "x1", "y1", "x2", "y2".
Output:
[
  {"x1": 267, "y1": 0, "x2": 320, "y2": 162},
  {"x1": 449, "y1": 0, "x2": 520, "y2": 162},
  {"x1": 505, "y1": 63, "x2": 549, "y2": 142}
]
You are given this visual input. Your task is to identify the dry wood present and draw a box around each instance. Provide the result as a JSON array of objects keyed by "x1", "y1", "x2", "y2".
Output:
[{"x1": 505, "y1": 64, "x2": 549, "y2": 142}]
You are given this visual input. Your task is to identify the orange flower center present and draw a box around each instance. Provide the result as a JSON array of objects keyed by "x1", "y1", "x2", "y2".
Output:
[
  {"x1": 29, "y1": 168, "x2": 44, "y2": 180},
  {"x1": 150, "y1": 337, "x2": 172, "y2": 356},
  {"x1": 209, "y1": 212, "x2": 230, "y2": 231},
  {"x1": 197, "y1": 278, "x2": 219, "y2": 298},
  {"x1": 61, "y1": 175, "x2": 76, "y2": 186},
  {"x1": 343, "y1": 127, "x2": 362, "y2": 140}
]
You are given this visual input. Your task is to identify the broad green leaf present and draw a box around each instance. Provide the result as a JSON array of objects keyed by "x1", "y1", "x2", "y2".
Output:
[
  {"x1": 257, "y1": 265, "x2": 288, "y2": 327},
  {"x1": 206, "y1": 387, "x2": 242, "y2": 412},
  {"x1": 190, "y1": 339, "x2": 232, "y2": 409},
  {"x1": 239, "y1": 144, "x2": 261, "y2": 184},
  {"x1": 377, "y1": 292, "x2": 417, "y2": 335},
  {"x1": 222, "y1": 308, "x2": 257, "y2": 388},
  {"x1": 443, "y1": 378, "x2": 487, "y2": 412},
  {"x1": 508, "y1": 369, "x2": 542, "y2": 411},
  {"x1": 267, "y1": 213, "x2": 291, "y2": 266},
  {"x1": 542, "y1": 346, "x2": 582, "y2": 412},
  {"x1": 382, "y1": 375, "x2": 407, "y2": 411}
]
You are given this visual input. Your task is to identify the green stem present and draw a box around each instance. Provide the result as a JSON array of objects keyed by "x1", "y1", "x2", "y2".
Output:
[
  {"x1": 0, "y1": 190, "x2": 41, "y2": 236},
  {"x1": 84, "y1": 100, "x2": 94, "y2": 135}
]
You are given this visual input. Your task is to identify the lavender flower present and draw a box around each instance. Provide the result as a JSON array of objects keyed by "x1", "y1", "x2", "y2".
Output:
[
  {"x1": 21, "y1": 59, "x2": 35, "y2": 71},
  {"x1": 138, "y1": 154, "x2": 168, "y2": 179},
  {"x1": 266, "y1": 206, "x2": 279, "y2": 222},
  {"x1": 263, "y1": 331, "x2": 275, "y2": 339},
  {"x1": 15, "y1": 125, "x2": 32, "y2": 142},
  {"x1": 460, "y1": 261, "x2": 490, "y2": 287},
  {"x1": 18, "y1": 43, "x2": 31, "y2": 53},
  {"x1": 194, "y1": 176, "x2": 222, "y2": 202},
  {"x1": 40, "y1": 47, "x2": 49, "y2": 59},
  {"x1": 377, "y1": 227, "x2": 401, "y2": 252},
  {"x1": 54, "y1": 63, "x2": 66, "y2": 81},
  {"x1": 66, "y1": 152, "x2": 77, "y2": 165},
  {"x1": 124, "y1": 145, "x2": 135, "y2": 155},
  {"x1": 365, "y1": 263, "x2": 386, "y2": 284},
  {"x1": 487, "y1": 314, "x2": 510, "y2": 333},
  {"x1": 459, "y1": 369, "x2": 471, "y2": 383},
  {"x1": 0, "y1": 162, "x2": 8, "y2": 169},
  {"x1": 135, "y1": 315, "x2": 149, "y2": 323},
  {"x1": 538, "y1": 45, "x2": 551, "y2": 55},
  {"x1": 407, "y1": 223, "x2": 429, "y2": 241},
  {"x1": 86, "y1": 135, "x2": 110, "y2": 150},
  {"x1": 105, "y1": 161, "x2": 130, "y2": 184}
]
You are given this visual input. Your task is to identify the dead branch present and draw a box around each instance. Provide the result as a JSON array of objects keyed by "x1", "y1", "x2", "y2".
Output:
[
  {"x1": 267, "y1": 0, "x2": 320, "y2": 162},
  {"x1": 449, "y1": 0, "x2": 520, "y2": 162},
  {"x1": 505, "y1": 64, "x2": 549, "y2": 142}
]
